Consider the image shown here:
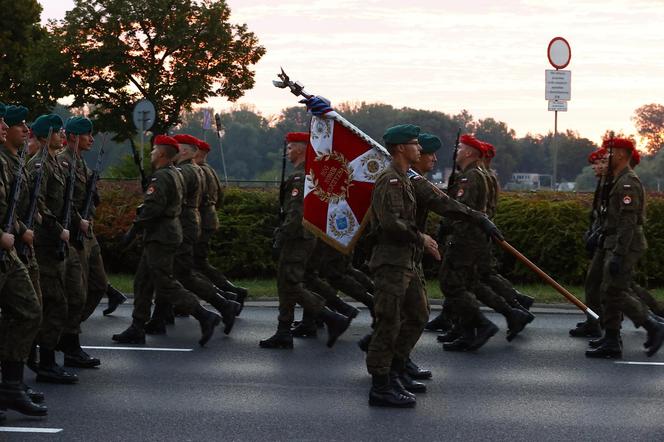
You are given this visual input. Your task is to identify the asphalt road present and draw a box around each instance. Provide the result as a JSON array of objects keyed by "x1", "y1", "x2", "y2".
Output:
[{"x1": 2, "y1": 304, "x2": 663, "y2": 441}]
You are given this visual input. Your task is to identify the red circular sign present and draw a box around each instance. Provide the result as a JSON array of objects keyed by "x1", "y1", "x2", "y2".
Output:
[{"x1": 547, "y1": 37, "x2": 571, "y2": 69}]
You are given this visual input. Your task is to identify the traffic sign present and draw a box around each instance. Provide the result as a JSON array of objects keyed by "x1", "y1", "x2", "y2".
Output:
[
  {"x1": 547, "y1": 37, "x2": 571, "y2": 69},
  {"x1": 545, "y1": 70, "x2": 571, "y2": 101},
  {"x1": 548, "y1": 100, "x2": 567, "y2": 112},
  {"x1": 132, "y1": 99, "x2": 156, "y2": 132}
]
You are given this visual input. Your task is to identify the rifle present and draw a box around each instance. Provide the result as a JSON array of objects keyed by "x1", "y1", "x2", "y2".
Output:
[
  {"x1": 17, "y1": 128, "x2": 53, "y2": 260},
  {"x1": 278, "y1": 139, "x2": 287, "y2": 222},
  {"x1": 0, "y1": 141, "x2": 29, "y2": 266},
  {"x1": 599, "y1": 132, "x2": 615, "y2": 227},
  {"x1": 75, "y1": 135, "x2": 107, "y2": 244},
  {"x1": 56, "y1": 136, "x2": 80, "y2": 261},
  {"x1": 447, "y1": 128, "x2": 461, "y2": 189},
  {"x1": 214, "y1": 113, "x2": 229, "y2": 185},
  {"x1": 130, "y1": 138, "x2": 148, "y2": 191}
]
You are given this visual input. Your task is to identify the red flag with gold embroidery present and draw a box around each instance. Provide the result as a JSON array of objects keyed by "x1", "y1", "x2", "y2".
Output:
[{"x1": 303, "y1": 113, "x2": 390, "y2": 253}]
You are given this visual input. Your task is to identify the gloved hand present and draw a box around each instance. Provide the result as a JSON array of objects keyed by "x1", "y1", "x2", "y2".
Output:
[
  {"x1": 121, "y1": 226, "x2": 137, "y2": 248},
  {"x1": 609, "y1": 255, "x2": 622, "y2": 276},
  {"x1": 479, "y1": 216, "x2": 504, "y2": 241},
  {"x1": 299, "y1": 96, "x2": 333, "y2": 116}
]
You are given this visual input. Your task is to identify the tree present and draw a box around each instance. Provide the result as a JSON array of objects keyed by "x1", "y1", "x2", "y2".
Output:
[
  {"x1": 0, "y1": 1, "x2": 71, "y2": 114},
  {"x1": 53, "y1": 0, "x2": 265, "y2": 141},
  {"x1": 633, "y1": 103, "x2": 664, "y2": 154}
]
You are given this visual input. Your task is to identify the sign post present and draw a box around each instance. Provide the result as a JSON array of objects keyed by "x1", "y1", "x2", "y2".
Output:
[
  {"x1": 546, "y1": 37, "x2": 571, "y2": 189},
  {"x1": 132, "y1": 99, "x2": 156, "y2": 168}
]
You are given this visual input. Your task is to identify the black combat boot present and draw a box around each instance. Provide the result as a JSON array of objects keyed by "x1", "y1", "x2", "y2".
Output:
[
  {"x1": 218, "y1": 290, "x2": 237, "y2": 302},
  {"x1": 514, "y1": 291, "x2": 534, "y2": 311},
  {"x1": 437, "y1": 324, "x2": 462, "y2": 343},
  {"x1": 387, "y1": 370, "x2": 415, "y2": 399},
  {"x1": 391, "y1": 359, "x2": 426, "y2": 393},
  {"x1": 112, "y1": 319, "x2": 147, "y2": 344},
  {"x1": 467, "y1": 313, "x2": 499, "y2": 351},
  {"x1": 369, "y1": 374, "x2": 416, "y2": 408},
  {"x1": 291, "y1": 310, "x2": 318, "y2": 338},
  {"x1": 191, "y1": 305, "x2": 222, "y2": 346},
  {"x1": 318, "y1": 308, "x2": 352, "y2": 348},
  {"x1": 643, "y1": 314, "x2": 664, "y2": 348},
  {"x1": 358, "y1": 333, "x2": 372, "y2": 352},
  {"x1": 103, "y1": 284, "x2": 128, "y2": 316},
  {"x1": 61, "y1": 333, "x2": 101, "y2": 368},
  {"x1": 425, "y1": 311, "x2": 451, "y2": 332},
  {"x1": 404, "y1": 358, "x2": 432, "y2": 380},
  {"x1": 218, "y1": 280, "x2": 248, "y2": 314},
  {"x1": 505, "y1": 308, "x2": 534, "y2": 342},
  {"x1": 585, "y1": 329, "x2": 622, "y2": 359},
  {"x1": 145, "y1": 301, "x2": 169, "y2": 335},
  {"x1": 206, "y1": 293, "x2": 240, "y2": 335},
  {"x1": 259, "y1": 322, "x2": 294, "y2": 349},
  {"x1": 442, "y1": 326, "x2": 476, "y2": 352},
  {"x1": 35, "y1": 348, "x2": 78, "y2": 384},
  {"x1": 642, "y1": 313, "x2": 664, "y2": 357},
  {"x1": 589, "y1": 334, "x2": 623, "y2": 349},
  {"x1": 18, "y1": 364, "x2": 44, "y2": 404},
  {"x1": 328, "y1": 297, "x2": 359, "y2": 320},
  {"x1": 0, "y1": 361, "x2": 48, "y2": 416},
  {"x1": 569, "y1": 318, "x2": 602, "y2": 338}
]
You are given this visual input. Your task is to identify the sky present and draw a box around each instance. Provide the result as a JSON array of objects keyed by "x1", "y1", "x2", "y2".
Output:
[{"x1": 39, "y1": 0, "x2": 664, "y2": 143}]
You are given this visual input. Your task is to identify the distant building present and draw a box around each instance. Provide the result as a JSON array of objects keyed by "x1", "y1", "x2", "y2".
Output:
[{"x1": 506, "y1": 172, "x2": 553, "y2": 190}]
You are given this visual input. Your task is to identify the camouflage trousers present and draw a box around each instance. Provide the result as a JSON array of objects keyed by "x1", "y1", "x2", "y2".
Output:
[
  {"x1": 80, "y1": 235, "x2": 109, "y2": 322},
  {"x1": 600, "y1": 249, "x2": 649, "y2": 330},
  {"x1": 277, "y1": 238, "x2": 325, "y2": 324},
  {"x1": 0, "y1": 251, "x2": 42, "y2": 362},
  {"x1": 193, "y1": 228, "x2": 232, "y2": 290},
  {"x1": 63, "y1": 245, "x2": 86, "y2": 334},
  {"x1": 366, "y1": 265, "x2": 428, "y2": 376},
  {"x1": 35, "y1": 248, "x2": 67, "y2": 351},
  {"x1": 584, "y1": 248, "x2": 606, "y2": 321},
  {"x1": 173, "y1": 239, "x2": 225, "y2": 307},
  {"x1": 438, "y1": 242, "x2": 483, "y2": 328}
]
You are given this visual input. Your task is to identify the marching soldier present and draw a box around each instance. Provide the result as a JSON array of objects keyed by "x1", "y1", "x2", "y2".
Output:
[
  {"x1": 192, "y1": 139, "x2": 248, "y2": 309},
  {"x1": 0, "y1": 104, "x2": 48, "y2": 419},
  {"x1": 260, "y1": 132, "x2": 351, "y2": 350},
  {"x1": 112, "y1": 135, "x2": 222, "y2": 346},
  {"x1": 27, "y1": 114, "x2": 79, "y2": 384},
  {"x1": 585, "y1": 137, "x2": 664, "y2": 358}
]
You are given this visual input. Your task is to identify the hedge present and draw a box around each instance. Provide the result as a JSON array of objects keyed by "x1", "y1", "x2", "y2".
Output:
[{"x1": 94, "y1": 181, "x2": 664, "y2": 286}]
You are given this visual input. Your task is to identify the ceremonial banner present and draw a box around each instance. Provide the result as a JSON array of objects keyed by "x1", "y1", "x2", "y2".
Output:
[{"x1": 303, "y1": 113, "x2": 390, "y2": 253}]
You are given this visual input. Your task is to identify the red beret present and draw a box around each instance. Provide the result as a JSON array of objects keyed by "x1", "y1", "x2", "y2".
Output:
[
  {"x1": 154, "y1": 135, "x2": 180, "y2": 152},
  {"x1": 602, "y1": 137, "x2": 634, "y2": 151},
  {"x1": 286, "y1": 132, "x2": 309, "y2": 143},
  {"x1": 632, "y1": 148, "x2": 641, "y2": 166},
  {"x1": 173, "y1": 134, "x2": 200, "y2": 147},
  {"x1": 482, "y1": 142, "x2": 496, "y2": 159},
  {"x1": 197, "y1": 140, "x2": 210, "y2": 151},
  {"x1": 459, "y1": 134, "x2": 484, "y2": 154}
]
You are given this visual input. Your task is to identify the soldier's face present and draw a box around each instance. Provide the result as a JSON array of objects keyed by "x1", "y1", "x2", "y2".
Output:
[
  {"x1": 76, "y1": 133, "x2": 94, "y2": 151},
  {"x1": 414, "y1": 152, "x2": 437, "y2": 173},
  {"x1": 6, "y1": 122, "x2": 28, "y2": 147},
  {"x1": 49, "y1": 131, "x2": 63, "y2": 149},
  {"x1": 28, "y1": 136, "x2": 40, "y2": 156},
  {"x1": 287, "y1": 142, "x2": 306, "y2": 165},
  {"x1": 592, "y1": 157, "x2": 608, "y2": 176},
  {"x1": 401, "y1": 139, "x2": 421, "y2": 164},
  {"x1": 0, "y1": 118, "x2": 7, "y2": 144}
]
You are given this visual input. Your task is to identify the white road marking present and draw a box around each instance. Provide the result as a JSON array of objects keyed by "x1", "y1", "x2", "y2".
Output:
[
  {"x1": 0, "y1": 427, "x2": 63, "y2": 433},
  {"x1": 82, "y1": 346, "x2": 193, "y2": 352},
  {"x1": 615, "y1": 361, "x2": 664, "y2": 366}
]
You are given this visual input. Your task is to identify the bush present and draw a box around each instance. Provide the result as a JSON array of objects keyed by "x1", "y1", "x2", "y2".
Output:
[{"x1": 94, "y1": 184, "x2": 664, "y2": 286}]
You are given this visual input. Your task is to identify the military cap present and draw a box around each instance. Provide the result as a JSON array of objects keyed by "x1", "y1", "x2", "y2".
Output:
[
  {"x1": 31, "y1": 114, "x2": 64, "y2": 138},
  {"x1": 154, "y1": 134, "x2": 180, "y2": 152},
  {"x1": 286, "y1": 132, "x2": 309, "y2": 143},
  {"x1": 0, "y1": 102, "x2": 6, "y2": 118},
  {"x1": 602, "y1": 137, "x2": 634, "y2": 152},
  {"x1": 587, "y1": 148, "x2": 606, "y2": 164},
  {"x1": 4, "y1": 105, "x2": 29, "y2": 127},
  {"x1": 383, "y1": 124, "x2": 420, "y2": 145},
  {"x1": 482, "y1": 142, "x2": 496, "y2": 159},
  {"x1": 418, "y1": 133, "x2": 442, "y2": 154},
  {"x1": 65, "y1": 116, "x2": 93, "y2": 135},
  {"x1": 173, "y1": 134, "x2": 200, "y2": 148},
  {"x1": 459, "y1": 134, "x2": 484, "y2": 154},
  {"x1": 631, "y1": 148, "x2": 641, "y2": 166},
  {"x1": 197, "y1": 140, "x2": 211, "y2": 152}
]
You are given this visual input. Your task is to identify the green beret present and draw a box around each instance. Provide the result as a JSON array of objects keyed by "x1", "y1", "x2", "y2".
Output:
[
  {"x1": 31, "y1": 114, "x2": 64, "y2": 138},
  {"x1": 383, "y1": 124, "x2": 420, "y2": 145},
  {"x1": 65, "y1": 116, "x2": 93, "y2": 135},
  {"x1": 0, "y1": 102, "x2": 6, "y2": 118},
  {"x1": 4, "y1": 105, "x2": 29, "y2": 127},
  {"x1": 418, "y1": 133, "x2": 442, "y2": 154}
]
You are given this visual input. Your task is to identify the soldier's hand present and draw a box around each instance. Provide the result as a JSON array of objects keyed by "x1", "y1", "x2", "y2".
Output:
[
  {"x1": 0, "y1": 232, "x2": 15, "y2": 250},
  {"x1": 479, "y1": 216, "x2": 504, "y2": 241},
  {"x1": 422, "y1": 233, "x2": 441, "y2": 261},
  {"x1": 609, "y1": 255, "x2": 622, "y2": 276},
  {"x1": 80, "y1": 219, "x2": 90, "y2": 234},
  {"x1": 22, "y1": 229, "x2": 34, "y2": 246},
  {"x1": 60, "y1": 229, "x2": 70, "y2": 242},
  {"x1": 35, "y1": 212, "x2": 43, "y2": 225}
]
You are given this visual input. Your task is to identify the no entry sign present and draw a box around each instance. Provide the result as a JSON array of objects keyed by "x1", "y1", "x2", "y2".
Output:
[{"x1": 547, "y1": 37, "x2": 571, "y2": 69}]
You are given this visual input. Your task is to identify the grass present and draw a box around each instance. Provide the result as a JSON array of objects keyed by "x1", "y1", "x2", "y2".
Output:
[{"x1": 108, "y1": 273, "x2": 664, "y2": 305}]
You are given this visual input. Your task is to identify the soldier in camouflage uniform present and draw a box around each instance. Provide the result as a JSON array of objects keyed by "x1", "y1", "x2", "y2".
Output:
[
  {"x1": 192, "y1": 139, "x2": 248, "y2": 309},
  {"x1": 584, "y1": 137, "x2": 664, "y2": 358},
  {"x1": 0, "y1": 104, "x2": 48, "y2": 418},
  {"x1": 260, "y1": 132, "x2": 352, "y2": 350},
  {"x1": 437, "y1": 134, "x2": 530, "y2": 352},
  {"x1": 27, "y1": 114, "x2": 79, "y2": 384},
  {"x1": 112, "y1": 135, "x2": 222, "y2": 346}
]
